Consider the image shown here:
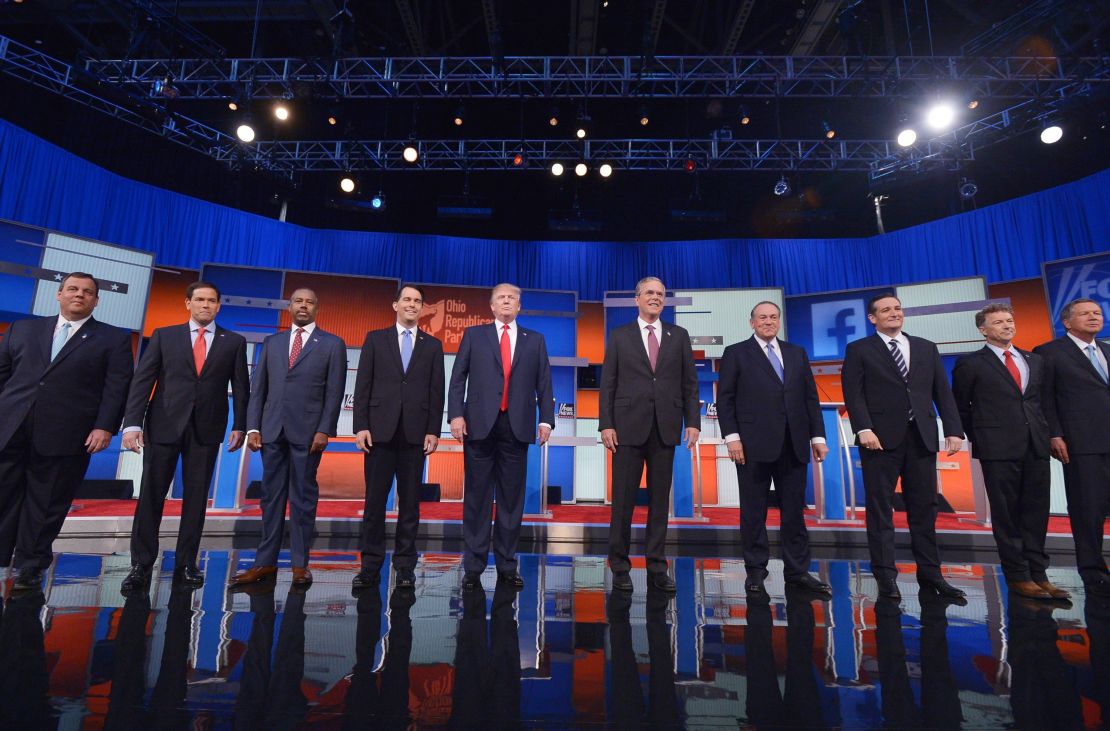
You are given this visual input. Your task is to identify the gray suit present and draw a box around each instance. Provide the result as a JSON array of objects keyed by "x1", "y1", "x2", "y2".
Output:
[{"x1": 247, "y1": 326, "x2": 346, "y2": 568}]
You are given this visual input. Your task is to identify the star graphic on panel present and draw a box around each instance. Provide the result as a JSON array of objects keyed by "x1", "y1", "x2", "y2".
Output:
[
  {"x1": 110, "y1": 283, "x2": 119, "y2": 291},
  {"x1": 53, "y1": 273, "x2": 63, "y2": 280}
]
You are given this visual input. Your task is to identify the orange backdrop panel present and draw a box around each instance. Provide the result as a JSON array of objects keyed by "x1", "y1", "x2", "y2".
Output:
[
  {"x1": 413, "y1": 285, "x2": 495, "y2": 353},
  {"x1": 316, "y1": 441, "x2": 365, "y2": 499},
  {"x1": 143, "y1": 267, "x2": 199, "y2": 336},
  {"x1": 279, "y1": 273, "x2": 397, "y2": 348},
  {"x1": 426, "y1": 443, "x2": 465, "y2": 500},
  {"x1": 987, "y1": 278, "x2": 1054, "y2": 351},
  {"x1": 577, "y1": 301, "x2": 605, "y2": 363}
]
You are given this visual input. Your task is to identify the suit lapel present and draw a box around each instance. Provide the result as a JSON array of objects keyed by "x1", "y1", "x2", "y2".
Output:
[
  {"x1": 748, "y1": 336, "x2": 780, "y2": 383},
  {"x1": 487, "y1": 323, "x2": 504, "y2": 371},
  {"x1": 978, "y1": 346, "x2": 1022, "y2": 395},
  {"x1": 386, "y1": 327, "x2": 405, "y2": 375},
  {"x1": 1061, "y1": 336, "x2": 1108, "y2": 385},
  {"x1": 512, "y1": 326, "x2": 526, "y2": 368},
  {"x1": 871, "y1": 334, "x2": 905, "y2": 381},
  {"x1": 44, "y1": 317, "x2": 97, "y2": 373},
  {"x1": 288, "y1": 327, "x2": 318, "y2": 370},
  {"x1": 630, "y1": 323, "x2": 653, "y2": 372},
  {"x1": 200, "y1": 325, "x2": 231, "y2": 378},
  {"x1": 180, "y1": 323, "x2": 200, "y2": 376},
  {"x1": 38, "y1": 316, "x2": 55, "y2": 365}
]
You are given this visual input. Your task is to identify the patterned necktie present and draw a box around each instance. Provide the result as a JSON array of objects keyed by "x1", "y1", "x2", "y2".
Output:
[
  {"x1": 889, "y1": 338, "x2": 914, "y2": 420},
  {"x1": 50, "y1": 321, "x2": 72, "y2": 361},
  {"x1": 766, "y1": 342, "x2": 784, "y2": 382},
  {"x1": 401, "y1": 329, "x2": 413, "y2": 372},
  {"x1": 1089, "y1": 344, "x2": 1109, "y2": 384},
  {"x1": 193, "y1": 327, "x2": 207, "y2": 375},
  {"x1": 1003, "y1": 349, "x2": 1022, "y2": 390},
  {"x1": 288, "y1": 328, "x2": 304, "y2": 368},
  {"x1": 499, "y1": 324, "x2": 511, "y2": 411},
  {"x1": 646, "y1": 324, "x2": 659, "y2": 371}
]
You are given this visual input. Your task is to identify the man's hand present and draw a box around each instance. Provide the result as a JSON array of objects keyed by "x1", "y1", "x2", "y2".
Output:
[
  {"x1": 858, "y1": 431, "x2": 883, "y2": 451},
  {"x1": 310, "y1": 431, "x2": 329, "y2": 454},
  {"x1": 726, "y1": 440, "x2": 746, "y2": 465},
  {"x1": 122, "y1": 431, "x2": 144, "y2": 454},
  {"x1": 355, "y1": 430, "x2": 373, "y2": 453},
  {"x1": 684, "y1": 427, "x2": 700, "y2": 450},
  {"x1": 538, "y1": 425, "x2": 552, "y2": 445},
  {"x1": 85, "y1": 428, "x2": 112, "y2": 454},
  {"x1": 944, "y1": 436, "x2": 963, "y2": 456},
  {"x1": 247, "y1": 432, "x2": 262, "y2": 452},
  {"x1": 1049, "y1": 436, "x2": 1070, "y2": 464},
  {"x1": 423, "y1": 434, "x2": 439, "y2": 455},
  {"x1": 227, "y1": 430, "x2": 245, "y2": 453},
  {"x1": 450, "y1": 417, "x2": 467, "y2": 441},
  {"x1": 812, "y1": 442, "x2": 829, "y2": 463},
  {"x1": 600, "y1": 428, "x2": 618, "y2": 452}
]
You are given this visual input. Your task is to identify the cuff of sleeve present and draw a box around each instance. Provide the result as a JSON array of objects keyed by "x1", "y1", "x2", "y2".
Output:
[
  {"x1": 539, "y1": 423, "x2": 553, "y2": 430},
  {"x1": 856, "y1": 429, "x2": 873, "y2": 436},
  {"x1": 122, "y1": 426, "x2": 141, "y2": 434},
  {"x1": 810, "y1": 436, "x2": 826, "y2": 445},
  {"x1": 247, "y1": 429, "x2": 260, "y2": 435},
  {"x1": 724, "y1": 433, "x2": 740, "y2": 443}
]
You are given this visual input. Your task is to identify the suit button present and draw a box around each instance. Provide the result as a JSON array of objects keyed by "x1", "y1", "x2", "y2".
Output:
[{"x1": 39, "y1": 381, "x2": 44, "y2": 386}]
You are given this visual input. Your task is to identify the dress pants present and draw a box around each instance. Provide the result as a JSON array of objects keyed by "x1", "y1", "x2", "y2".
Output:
[
  {"x1": 1007, "y1": 595, "x2": 1084, "y2": 729},
  {"x1": 608, "y1": 420, "x2": 673, "y2": 576},
  {"x1": 737, "y1": 428, "x2": 811, "y2": 580},
  {"x1": 462, "y1": 411, "x2": 528, "y2": 574},
  {"x1": 360, "y1": 431, "x2": 425, "y2": 572},
  {"x1": 859, "y1": 421, "x2": 942, "y2": 583},
  {"x1": 450, "y1": 585, "x2": 521, "y2": 729},
  {"x1": 979, "y1": 443, "x2": 1051, "y2": 583},
  {"x1": 1061, "y1": 452, "x2": 1110, "y2": 582},
  {"x1": 129, "y1": 417, "x2": 221, "y2": 569},
  {"x1": 344, "y1": 592, "x2": 413, "y2": 730},
  {"x1": 0, "y1": 592, "x2": 50, "y2": 730},
  {"x1": 607, "y1": 589, "x2": 678, "y2": 728},
  {"x1": 255, "y1": 434, "x2": 322, "y2": 568},
  {"x1": 0, "y1": 414, "x2": 90, "y2": 569},
  {"x1": 744, "y1": 592, "x2": 823, "y2": 728}
]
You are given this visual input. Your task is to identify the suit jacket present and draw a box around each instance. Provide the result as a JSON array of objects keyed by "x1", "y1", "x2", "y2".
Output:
[
  {"x1": 351, "y1": 326, "x2": 445, "y2": 444},
  {"x1": 1033, "y1": 335, "x2": 1110, "y2": 455},
  {"x1": 246, "y1": 326, "x2": 346, "y2": 445},
  {"x1": 598, "y1": 320, "x2": 700, "y2": 447},
  {"x1": 0, "y1": 315, "x2": 133, "y2": 456},
  {"x1": 447, "y1": 321, "x2": 555, "y2": 443},
  {"x1": 841, "y1": 332, "x2": 962, "y2": 451},
  {"x1": 122, "y1": 323, "x2": 249, "y2": 445},
  {"x1": 716, "y1": 336, "x2": 824, "y2": 464},
  {"x1": 951, "y1": 345, "x2": 1050, "y2": 461}
]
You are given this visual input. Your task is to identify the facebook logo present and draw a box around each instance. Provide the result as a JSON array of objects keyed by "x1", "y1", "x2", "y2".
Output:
[{"x1": 811, "y1": 300, "x2": 865, "y2": 358}]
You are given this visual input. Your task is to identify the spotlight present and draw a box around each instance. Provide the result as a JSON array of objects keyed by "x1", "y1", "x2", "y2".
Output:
[
  {"x1": 639, "y1": 104, "x2": 650, "y2": 126},
  {"x1": 402, "y1": 144, "x2": 419, "y2": 163},
  {"x1": 575, "y1": 162, "x2": 588, "y2": 176},
  {"x1": 512, "y1": 152, "x2": 526, "y2": 167},
  {"x1": 773, "y1": 175, "x2": 791, "y2": 196},
  {"x1": 370, "y1": 193, "x2": 385, "y2": 209},
  {"x1": 967, "y1": 98, "x2": 979, "y2": 110},
  {"x1": 327, "y1": 114, "x2": 337, "y2": 126},
  {"x1": 453, "y1": 104, "x2": 465, "y2": 126},
  {"x1": 926, "y1": 103, "x2": 956, "y2": 130},
  {"x1": 152, "y1": 74, "x2": 179, "y2": 99},
  {"x1": 822, "y1": 120, "x2": 836, "y2": 139},
  {"x1": 549, "y1": 106, "x2": 560, "y2": 126},
  {"x1": 273, "y1": 102, "x2": 290, "y2": 121},
  {"x1": 236, "y1": 120, "x2": 256, "y2": 143},
  {"x1": 576, "y1": 127, "x2": 587, "y2": 139},
  {"x1": 551, "y1": 162, "x2": 565, "y2": 176},
  {"x1": 683, "y1": 158, "x2": 696, "y2": 173},
  {"x1": 896, "y1": 128, "x2": 918, "y2": 147},
  {"x1": 1040, "y1": 124, "x2": 1063, "y2": 144},
  {"x1": 599, "y1": 163, "x2": 613, "y2": 178},
  {"x1": 228, "y1": 100, "x2": 238, "y2": 111},
  {"x1": 339, "y1": 176, "x2": 356, "y2": 193},
  {"x1": 958, "y1": 177, "x2": 978, "y2": 200},
  {"x1": 739, "y1": 105, "x2": 751, "y2": 125}
]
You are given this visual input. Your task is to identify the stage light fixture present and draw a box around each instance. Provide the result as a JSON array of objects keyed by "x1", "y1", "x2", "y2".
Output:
[
  {"x1": 967, "y1": 98, "x2": 979, "y2": 109},
  {"x1": 575, "y1": 162, "x2": 588, "y2": 176},
  {"x1": 639, "y1": 104, "x2": 650, "y2": 126},
  {"x1": 576, "y1": 126, "x2": 587, "y2": 139},
  {"x1": 152, "y1": 74, "x2": 179, "y2": 99},
  {"x1": 512, "y1": 152, "x2": 526, "y2": 167},
  {"x1": 453, "y1": 104, "x2": 465, "y2": 126},
  {"x1": 402, "y1": 144, "x2": 419, "y2": 163},
  {"x1": 549, "y1": 106, "x2": 560, "y2": 126},
  {"x1": 896, "y1": 128, "x2": 917, "y2": 147},
  {"x1": 958, "y1": 177, "x2": 978, "y2": 200},
  {"x1": 739, "y1": 106, "x2": 751, "y2": 125},
  {"x1": 599, "y1": 163, "x2": 613, "y2": 178},
  {"x1": 926, "y1": 103, "x2": 955, "y2": 130},
  {"x1": 773, "y1": 175, "x2": 791, "y2": 196},
  {"x1": 371, "y1": 193, "x2": 385, "y2": 209},
  {"x1": 683, "y1": 158, "x2": 696, "y2": 173},
  {"x1": 228, "y1": 100, "x2": 238, "y2": 111},
  {"x1": 551, "y1": 162, "x2": 565, "y2": 176},
  {"x1": 339, "y1": 176, "x2": 356, "y2": 193},
  {"x1": 1040, "y1": 124, "x2": 1063, "y2": 144},
  {"x1": 822, "y1": 120, "x2": 836, "y2": 139},
  {"x1": 273, "y1": 102, "x2": 290, "y2": 121},
  {"x1": 327, "y1": 114, "x2": 337, "y2": 126},
  {"x1": 236, "y1": 120, "x2": 256, "y2": 143}
]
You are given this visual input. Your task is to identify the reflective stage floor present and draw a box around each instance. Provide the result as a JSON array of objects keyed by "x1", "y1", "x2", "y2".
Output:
[{"x1": 2, "y1": 542, "x2": 1107, "y2": 729}]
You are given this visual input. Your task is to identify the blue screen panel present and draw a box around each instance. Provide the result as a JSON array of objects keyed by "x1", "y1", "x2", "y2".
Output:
[
  {"x1": 201, "y1": 264, "x2": 284, "y2": 298},
  {"x1": 0, "y1": 221, "x2": 45, "y2": 316},
  {"x1": 519, "y1": 314, "x2": 576, "y2": 357},
  {"x1": 521, "y1": 290, "x2": 576, "y2": 312},
  {"x1": 784, "y1": 287, "x2": 890, "y2": 362},
  {"x1": 1042, "y1": 251, "x2": 1110, "y2": 338}
]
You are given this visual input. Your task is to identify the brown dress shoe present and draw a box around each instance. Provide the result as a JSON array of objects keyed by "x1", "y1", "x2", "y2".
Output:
[
  {"x1": 1035, "y1": 579, "x2": 1071, "y2": 600},
  {"x1": 292, "y1": 567, "x2": 313, "y2": 586},
  {"x1": 1009, "y1": 580, "x2": 1052, "y2": 600},
  {"x1": 228, "y1": 565, "x2": 276, "y2": 586}
]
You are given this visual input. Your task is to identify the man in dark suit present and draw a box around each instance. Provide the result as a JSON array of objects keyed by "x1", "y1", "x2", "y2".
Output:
[
  {"x1": 952, "y1": 303, "x2": 1068, "y2": 600},
  {"x1": 0, "y1": 272, "x2": 133, "y2": 591},
  {"x1": 600, "y1": 276, "x2": 699, "y2": 594},
  {"x1": 448, "y1": 283, "x2": 554, "y2": 592},
  {"x1": 229, "y1": 288, "x2": 346, "y2": 588},
  {"x1": 1033, "y1": 298, "x2": 1110, "y2": 597},
  {"x1": 717, "y1": 301, "x2": 831, "y2": 599},
  {"x1": 119, "y1": 281, "x2": 250, "y2": 592},
  {"x1": 841, "y1": 293, "x2": 964, "y2": 601},
  {"x1": 350, "y1": 284, "x2": 445, "y2": 591}
]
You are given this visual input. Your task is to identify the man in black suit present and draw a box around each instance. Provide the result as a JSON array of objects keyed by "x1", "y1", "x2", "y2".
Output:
[
  {"x1": 120, "y1": 281, "x2": 250, "y2": 592},
  {"x1": 1033, "y1": 298, "x2": 1110, "y2": 597},
  {"x1": 952, "y1": 303, "x2": 1068, "y2": 600},
  {"x1": 448, "y1": 283, "x2": 554, "y2": 592},
  {"x1": 350, "y1": 284, "x2": 445, "y2": 591},
  {"x1": 599, "y1": 276, "x2": 699, "y2": 594},
  {"x1": 717, "y1": 301, "x2": 831, "y2": 599},
  {"x1": 841, "y1": 293, "x2": 964, "y2": 601},
  {"x1": 0, "y1": 272, "x2": 133, "y2": 591}
]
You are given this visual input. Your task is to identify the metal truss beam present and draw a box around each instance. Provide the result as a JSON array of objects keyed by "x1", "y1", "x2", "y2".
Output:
[{"x1": 81, "y1": 52, "x2": 1110, "y2": 99}]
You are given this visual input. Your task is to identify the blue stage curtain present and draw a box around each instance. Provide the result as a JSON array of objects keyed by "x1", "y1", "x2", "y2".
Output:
[{"x1": 1, "y1": 119, "x2": 1106, "y2": 299}]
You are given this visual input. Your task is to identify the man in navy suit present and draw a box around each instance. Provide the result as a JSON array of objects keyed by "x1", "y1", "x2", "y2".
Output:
[
  {"x1": 119, "y1": 281, "x2": 250, "y2": 593},
  {"x1": 1034, "y1": 298, "x2": 1110, "y2": 597},
  {"x1": 0, "y1": 272, "x2": 133, "y2": 591},
  {"x1": 952, "y1": 304, "x2": 1067, "y2": 600},
  {"x1": 229, "y1": 288, "x2": 346, "y2": 588},
  {"x1": 841, "y1": 293, "x2": 965, "y2": 602},
  {"x1": 448, "y1": 283, "x2": 554, "y2": 592},
  {"x1": 716, "y1": 301, "x2": 831, "y2": 599}
]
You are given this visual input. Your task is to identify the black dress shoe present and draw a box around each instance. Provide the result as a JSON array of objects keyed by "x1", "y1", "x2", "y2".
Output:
[
  {"x1": 876, "y1": 578, "x2": 902, "y2": 600},
  {"x1": 121, "y1": 564, "x2": 152, "y2": 594},
  {"x1": 745, "y1": 579, "x2": 769, "y2": 600},
  {"x1": 497, "y1": 570, "x2": 524, "y2": 589},
  {"x1": 462, "y1": 571, "x2": 483, "y2": 592},
  {"x1": 395, "y1": 568, "x2": 416, "y2": 589},
  {"x1": 785, "y1": 574, "x2": 833, "y2": 597},
  {"x1": 920, "y1": 576, "x2": 966, "y2": 600},
  {"x1": 173, "y1": 565, "x2": 204, "y2": 587},
  {"x1": 1084, "y1": 577, "x2": 1110, "y2": 598},
  {"x1": 12, "y1": 567, "x2": 43, "y2": 592},
  {"x1": 352, "y1": 569, "x2": 380, "y2": 590},
  {"x1": 648, "y1": 572, "x2": 676, "y2": 594},
  {"x1": 612, "y1": 571, "x2": 634, "y2": 592}
]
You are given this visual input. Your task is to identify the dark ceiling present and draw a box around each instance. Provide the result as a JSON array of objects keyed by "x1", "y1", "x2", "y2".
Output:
[{"x1": 1, "y1": 0, "x2": 1107, "y2": 242}]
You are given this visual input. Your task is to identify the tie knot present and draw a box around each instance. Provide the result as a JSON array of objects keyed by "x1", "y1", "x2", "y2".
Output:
[
  {"x1": 295, "y1": 328, "x2": 304, "y2": 335},
  {"x1": 197, "y1": 327, "x2": 206, "y2": 336},
  {"x1": 403, "y1": 328, "x2": 411, "y2": 337},
  {"x1": 889, "y1": 339, "x2": 897, "y2": 349},
  {"x1": 646, "y1": 324, "x2": 655, "y2": 332},
  {"x1": 1004, "y1": 349, "x2": 1013, "y2": 359},
  {"x1": 61, "y1": 322, "x2": 71, "y2": 329}
]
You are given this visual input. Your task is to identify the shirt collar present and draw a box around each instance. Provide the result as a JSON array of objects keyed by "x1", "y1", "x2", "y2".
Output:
[
  {"x1": 877, "y1": 330, "x2": 904, "y2": 346},
  {"x1": 637, "y1": 317, "x2": 661, "y2": 331},
  {"x1": 986, "y1": 342, "x2": 1018, "y2": 359},
  {"x1": 291, "y1": 322, "x2": 316, "y2": 337},
  {"x1": 57, "y1": 313, "x2": 92, "y2": 329},
  {"x1": 494, "y1": 319, "x2": 516, "y2": 333},
  {"x1": 753, "y1": 334, "x2": 778, "y2": 349},
  {"x1": 396, "y1": 322, "x2": 417, "y2": 336},
  {"x1": 189, "y1": 319, "x2": 213, "y2": 333},
  {"x1": 1067, "y1": 331, "x2": 1098, "y2": 350}
]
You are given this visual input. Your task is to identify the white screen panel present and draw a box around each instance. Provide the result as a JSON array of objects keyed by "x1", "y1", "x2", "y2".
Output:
[
  {"x1": 896, "y1": 278, "x2": 987, "y2": 355},
  {"x1": 674, "y1": 289, "x2": 783, "y2": 358}
]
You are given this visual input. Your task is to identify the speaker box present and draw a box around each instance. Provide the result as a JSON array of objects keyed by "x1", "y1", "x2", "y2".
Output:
[
  {"x1": 547, "y1": 485, "x2": 562, "y2": 505},
  {"x1": 75, "y1": 479, "x2": 134, "y2": 499},
  {"x1": 419, "y1": 483, "x2": 441, "y2": 502},
  {"x1": 246, "y1": 480, "x2": 262, "y2": 500}
]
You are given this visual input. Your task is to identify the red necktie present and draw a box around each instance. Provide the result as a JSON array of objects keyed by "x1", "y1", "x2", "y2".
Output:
[
  {"x1": 289, "y1": 328, "x2": 304, "y2": 369},
  {"x1": 193, "y1": 327, "x2": 207, "y2": 375},
  {"x1": 1004, "y1": 349, "x2": 1022, "y2": 390},
  {"x1": 646, "y1": 324, "x2": 659, "y2": 372},
  {"x1": 499, "y1": 324, "x2": 511, "y2": 412}
]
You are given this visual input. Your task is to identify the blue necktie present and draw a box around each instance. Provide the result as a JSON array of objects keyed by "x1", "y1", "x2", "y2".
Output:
[
  {"x1": 50, "y1": 322, "x2": 72, "y2": 361},
  {"x1": 401, "y1": 329, "x2": 413, "y2": 372},
  {"x1": 1089, "y1": 344, "x2": 1109, "y2": 384},
  {"x1": 766, "y1": 343, "x2": 784, "y2": 382}
]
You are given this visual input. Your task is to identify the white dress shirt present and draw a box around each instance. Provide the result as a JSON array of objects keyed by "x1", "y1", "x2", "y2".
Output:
[
  {"x1": 54, "y1": 313, "x2": 92, "y2": 341},
  {"x1": 396, "y1": 322, "x2": 417, "y2": 352},
  {"x1": 986, "y1": 342, "x2": 1029, "y2": 392},
  {"x1": 288, "y1": 321, "x2": 317, "y2": 359},
  {"x1": 1067, "y1": 331, "x2": 1109, "y2": 375},
  {"x1": 723, "y1": 335, "x2": 824, "y2": 446},
  {"x1": 636, "y1": 317, "x2": 662, "y2": 359}
]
